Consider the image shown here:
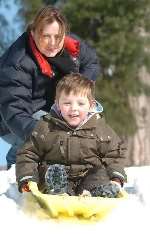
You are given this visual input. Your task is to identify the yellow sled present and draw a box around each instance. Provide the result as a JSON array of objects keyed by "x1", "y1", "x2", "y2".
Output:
[{"x1": 26, "y1": 181, "x2": 128, "y2": 221}]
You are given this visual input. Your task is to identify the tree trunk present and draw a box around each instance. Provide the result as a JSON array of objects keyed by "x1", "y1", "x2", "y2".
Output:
[{"x1": 127, "y1": 67, "x2": 150, "y2": 166}]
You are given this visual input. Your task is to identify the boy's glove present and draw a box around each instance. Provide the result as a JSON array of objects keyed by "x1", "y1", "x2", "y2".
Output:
[
  {"x1": 20, "y1": 181, "x2": 31, "y2": 192},
  {"x1": 89, "y1": 181, "x2": 121, "y2": 198}
]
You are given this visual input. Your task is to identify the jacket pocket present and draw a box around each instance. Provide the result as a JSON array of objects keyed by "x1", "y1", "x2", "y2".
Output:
[{"x1": 44, "y1": 134, "x2": 67, "y2": 163}]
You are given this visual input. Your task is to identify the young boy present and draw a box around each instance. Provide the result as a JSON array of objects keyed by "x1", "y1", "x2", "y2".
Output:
[{"x1": 16, "y1": 73, "x2": 127, "y2": 197}]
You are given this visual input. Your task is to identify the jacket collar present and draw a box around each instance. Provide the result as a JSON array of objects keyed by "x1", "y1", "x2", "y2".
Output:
[
  {"x1": 50, "y1": 103, "x2": 101, "y2": 130},
  {"x1": 29, "y1": 33, "x2": 80, "y2": 78}
]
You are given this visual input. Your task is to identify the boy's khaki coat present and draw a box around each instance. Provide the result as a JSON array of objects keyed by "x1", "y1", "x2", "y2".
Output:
[{"x1": 16, "y1": 113, "x2": 127, "y2": 192}]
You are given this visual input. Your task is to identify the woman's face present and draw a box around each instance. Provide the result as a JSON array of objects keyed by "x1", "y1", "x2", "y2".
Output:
[{"x1": 32, "y1": 21, "x2": 65, "y2": 57}]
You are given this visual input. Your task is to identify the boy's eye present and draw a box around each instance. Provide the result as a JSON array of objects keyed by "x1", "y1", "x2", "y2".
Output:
[{"x1": 78, "y1": 102, "x2": 85, "y2": 106}]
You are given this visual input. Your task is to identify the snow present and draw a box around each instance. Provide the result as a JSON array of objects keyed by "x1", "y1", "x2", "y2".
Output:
[
  {"x1": 0, "y1": 0, "x2": 22, "y2": 34},
  {"x1": 0, "y1": 165, "x2": 150, "y2": 234}
]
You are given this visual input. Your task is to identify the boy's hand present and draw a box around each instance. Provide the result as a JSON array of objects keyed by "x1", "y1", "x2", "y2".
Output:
[{"x1": 21, "y1": 182, "x2": 31, "y2": 192}]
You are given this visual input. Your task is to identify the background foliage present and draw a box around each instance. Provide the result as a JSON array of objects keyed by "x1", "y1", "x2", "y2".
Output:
[{"x1": 61, "y1": 0, "x2": 150, "y2": 135}]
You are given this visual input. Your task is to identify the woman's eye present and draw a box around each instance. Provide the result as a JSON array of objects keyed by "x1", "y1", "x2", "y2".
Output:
[
  {"x1": 42, "y1": 35, "x2": 50, "y2": 40},
  {"x1": 55, "y1": 35, "x2": 61, "y2": 40}
]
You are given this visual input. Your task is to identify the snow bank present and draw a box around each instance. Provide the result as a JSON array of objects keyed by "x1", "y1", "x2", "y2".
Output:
[{"x1": 0, "y1": 165, "x2": 150, "y2": 234}]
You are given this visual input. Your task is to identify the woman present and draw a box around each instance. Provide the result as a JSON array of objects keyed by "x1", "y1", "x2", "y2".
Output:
[{"x1": 0, "y1": 5, "x2": 100, "y2": 169}]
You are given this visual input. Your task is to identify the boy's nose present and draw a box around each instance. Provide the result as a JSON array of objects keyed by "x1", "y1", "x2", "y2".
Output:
[{"x1": 71, "y1": 103, "x2": 78, "y2": 111}]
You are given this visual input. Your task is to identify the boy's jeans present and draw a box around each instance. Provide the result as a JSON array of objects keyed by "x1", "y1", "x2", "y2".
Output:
[{"x1": 1, "y1": 110, "x2": 48, "y2": 169}]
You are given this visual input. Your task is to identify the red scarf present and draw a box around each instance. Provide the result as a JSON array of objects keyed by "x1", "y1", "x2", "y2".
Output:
[{"x1": 29, "y1": 33, "x2": 80, "y2": 78}]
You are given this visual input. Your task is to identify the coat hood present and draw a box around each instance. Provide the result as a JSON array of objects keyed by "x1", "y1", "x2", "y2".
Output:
[{"x1": 50, "y1": 100, "x2": 103, "y2": 129}]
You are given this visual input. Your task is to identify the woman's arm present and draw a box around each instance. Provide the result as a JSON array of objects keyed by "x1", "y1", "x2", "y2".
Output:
[
  {"x1": 70, "y1": 34, "x2": 100, "y2": 81},
  {"x1": 0, "y1": 65, "x2": 37, "y2": 141},
  {"x1": 79, "y1": 39, "x2": 100, "y2": 81}
]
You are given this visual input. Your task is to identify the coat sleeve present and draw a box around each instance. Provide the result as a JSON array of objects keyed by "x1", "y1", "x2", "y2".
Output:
[
  {"x1": 0, "y1": 65, "x2": 37, "y2": 141},
  {"x1": 96, "y1": 117, "x2": 127, "y2": 183},
  {"x1": 79, "y1": 40, "x2": 100, "y2": 81},
  {"x1": 71, "y1": 34, "x2": 100, "y2": 81},
  {"x1": 16, "y1": 119, "x2": 47, "y2": 190}
]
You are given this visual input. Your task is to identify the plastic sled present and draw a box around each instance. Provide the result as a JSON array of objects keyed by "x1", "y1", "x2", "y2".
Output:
[{"x1": 27, "y1": 181, "x2": 128, "y2": 221}]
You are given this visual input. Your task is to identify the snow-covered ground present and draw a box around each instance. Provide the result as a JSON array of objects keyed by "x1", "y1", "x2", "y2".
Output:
[{"x1": 0, "y1": 165, "x2": 150, "y2": 234}]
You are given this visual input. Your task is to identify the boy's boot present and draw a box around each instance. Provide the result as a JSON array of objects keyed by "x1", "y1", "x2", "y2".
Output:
[
  {"x1": 45, "y1": 164, "x2": 68, "y2": 194},
  {"x1": 89, "y1": 182, "x2": 121, "y2": 198}
]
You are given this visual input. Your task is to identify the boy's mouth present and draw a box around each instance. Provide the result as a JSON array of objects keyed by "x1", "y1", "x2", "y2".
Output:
[{"x1": 69, "y1": 114, "x2": 79, "y2": 118}]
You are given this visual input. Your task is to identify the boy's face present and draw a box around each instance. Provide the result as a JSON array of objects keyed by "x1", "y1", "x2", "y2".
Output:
[{"x1": 57, "y1": 91, "x2": 94, "y2": 127}]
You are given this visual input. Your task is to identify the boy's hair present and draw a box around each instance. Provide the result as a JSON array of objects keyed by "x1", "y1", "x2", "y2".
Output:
[{"x1": 55, "y1": 73, "x2": 95, "y2": 101}]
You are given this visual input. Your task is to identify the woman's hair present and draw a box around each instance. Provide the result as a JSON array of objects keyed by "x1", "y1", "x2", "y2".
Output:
[
  {"x1": 56, "y1": 73, "x2": 95, "y2": 102},
  {"x1": 27, "y1": 5, "x2": 69, "y2": 41}
]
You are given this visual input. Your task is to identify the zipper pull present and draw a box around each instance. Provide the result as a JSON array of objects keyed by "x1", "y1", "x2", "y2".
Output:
[{"x1": 60, "y1": 141, "x2": 65, "y2": 155}]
